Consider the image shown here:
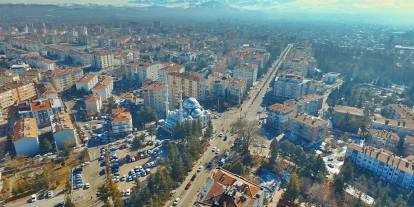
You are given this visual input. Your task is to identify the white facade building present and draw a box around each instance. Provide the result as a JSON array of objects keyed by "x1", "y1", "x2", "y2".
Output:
[
  {"x1": 346, "y1": 143, "x2": 414, "y2": 189},
  {"x1": 76, "y1": 73, "x2": 98, "y2": 91}
]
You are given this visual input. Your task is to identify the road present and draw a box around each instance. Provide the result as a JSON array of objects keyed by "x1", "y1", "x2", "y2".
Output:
[
  {"x1": 5, "y1": 190, "x2": 65, "y2": 207},
  {"x1": 318, "y1": 79, "x2": 344, "y2": 118},
  {"x1": 165, "y1": 44, "x2": 293, "y2": 207}
]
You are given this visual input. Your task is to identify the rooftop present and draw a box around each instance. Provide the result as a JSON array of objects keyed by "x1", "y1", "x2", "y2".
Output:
[
  {"x1": 334, "y1": 105, "x2": 365, "y2": 117},
  {"x1": 86, "y1": 94, "x2": 101, "y2": 102},
  {"x1": 30, "y1": 99, "x2": 52, "y2": 112},
  {"x1": 143, "y1": 81, "x2": 167, "y2": 90},
  {"x1": 292, "y1": 113, "x2": 327, "y2": 127},
  {"x1": 112, "y1": 112, "x2": 132, "y2": 123},
  {"x1": 348, "y1": 143, "x2": 414, "y2": 175},
  {"x1": 78, "y1": 73, "x2": 97, "y2": 83},
  {"x1": 198, "y1": 168, "x2": 263, "y2": 207},
  {"x1": 51, "y1": 112, "x2": 74, "y2": 133},
  {"x1": 369, "y1": 129, "x2": 400, "y2": 142},
  {"x1": 13, "y1": 118, "x2": 38, "y2": 141},
  {"x1": 269, "y1": 103, "x2": 295, "y2": 114}
]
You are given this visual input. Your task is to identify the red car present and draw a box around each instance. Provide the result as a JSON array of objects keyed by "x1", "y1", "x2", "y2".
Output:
[{"x1": 185, "y1": 182, "x2": 192, "y2": 190}]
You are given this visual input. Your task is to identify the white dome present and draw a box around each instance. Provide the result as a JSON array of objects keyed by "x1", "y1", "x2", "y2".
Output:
[
  {"x1": 191, "y1": 108, "x2": 203, "y2": 118},
  {"x1": 183, "y1": 97, "x2": 201, "y2": 110}
]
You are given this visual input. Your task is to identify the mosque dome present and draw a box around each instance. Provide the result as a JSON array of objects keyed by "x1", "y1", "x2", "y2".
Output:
[{"x1": 183, "y1": 97, "x2": 201, "y2": 110}]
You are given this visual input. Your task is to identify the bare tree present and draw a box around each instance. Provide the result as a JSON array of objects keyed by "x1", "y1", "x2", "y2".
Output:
[{"x1": 231, "y1": 118, "x2": 258, "y2": 154}]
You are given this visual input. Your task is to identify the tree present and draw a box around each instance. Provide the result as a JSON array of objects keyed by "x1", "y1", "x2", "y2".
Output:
[
  {"x1": 204, "y1": 120, "x2": 213, "y2": 138},
  {"x1": 64, "y1": 195, "x2": 75, "y2": 207},
  {"x1": 270, "y1": 138, "x2": 279, "y2": 165},
  {"x1": 131, "y1": 134, "x2": 145, "y2": 150},
  {"x1": 231, "y1": 119, "x2": 257, "y2": 154},
  {"x1": 284, "y1": 173, "x2": 301, "y2": 202},
  {"x1": 333, "y1": 174, "x2": 345, "y2": 196},
  {"x1": 133, "y1": 107, "x2": 157, "y2": 129}
]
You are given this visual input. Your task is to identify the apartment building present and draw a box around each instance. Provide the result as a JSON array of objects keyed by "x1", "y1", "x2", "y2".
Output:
[
  {"x1": 167, "y1": 72, "x2": 207, "y2": 107},
  {"x1": 18, "y1": 98, "x2": 64, "y2": 127},
  {"x1": 159, "y1": 63, "x2": 185, "y2": 83},
  {"x1": 76, "y1": 73, "x2": 98, "y2": 91},
  {"x1": 283, "y1": 94, "x2": 323, "y2": 117},
  {"x1": 368, "y1": 129, "x2": 401, "y2": 152},
  {"x1": 273, "y1": 73, "x2": 309, "y2": 100},
  {"x1": 143, "y1": 81, "x2": 170, "y2": 118},
  {"x1": 13, "y1": 118, "x2": 39, "y2": 157},
  {"x1": 92, "y1": 76, "x2": 113, "y2": 101},
  {"x1": 287, "y1": 113, "x2": 328, "y2": 148},
  {"x1": 45, "y1": 45, "x2": 93, "y2": 67},
  {"x1": 111, "y1": 108, "x2": 133, "y2": 135},
  {"x1": 226, "y1": 78, "x2": 246, "y2": 105},
  {"x1": 93, "y1": 50, "x2": 114, "y2": 70},
  {"x1": 44, "y1": 68, "x2": 84, "y2": 92},
  {"x1": 196, "y1": 168, "x2": 264, "y2": 207},
  {"x1": 233, "y1": 63, "x2": 258, "y2": 89},
  {"x1": 266, "y1": 103, "x2": 296, "y2": 134},
  {"x1": 51, "y1": 112, "x2": 78, "y2": 149},
  {"x1": 85, "y1": 94, "x2": 102, "y2": 115},
  {"x1": 333, "y1": 105, "x2": 366, "y2": 127},
  {"x1": 0, "y1": 81, "x2": 37, "y2": 110},
  {"x1": 36, "y1": 82, "x2": 58, "y2": 99},
  {"x1": 0, "y1": 71, "x2": 19, "y2": 84},
  {"x1": 346, "y1": 143, "x2": 414, "y2": 189},
  {"x1": 404, "y1": 135, "x2": 414, "y2": 156},
  {"x1": 382, "y1": 104, "x2": 414, "y2": 120}
]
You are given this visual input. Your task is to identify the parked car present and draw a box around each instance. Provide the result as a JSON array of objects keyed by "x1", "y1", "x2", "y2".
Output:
[{"x1": 185, "y1": 182, "x2": 192, "y2": 190}]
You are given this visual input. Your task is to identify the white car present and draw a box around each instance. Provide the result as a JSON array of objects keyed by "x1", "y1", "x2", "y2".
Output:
[
  {"x1": 173, "y1": 198, "x2": 180, "y2": 206},
  {"x1": 31, "y1": 194, "x2": 37, "y2": 203},
  {"x1": 125, "y1": 189, "x2": 131, "y2": 197}
]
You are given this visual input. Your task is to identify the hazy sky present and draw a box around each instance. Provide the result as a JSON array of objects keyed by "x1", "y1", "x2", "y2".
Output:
[{"x1": 0, "y1": 0, "x2": 413, "y2": 17}]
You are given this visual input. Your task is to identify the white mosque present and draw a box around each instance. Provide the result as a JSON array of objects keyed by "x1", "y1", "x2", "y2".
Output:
[{"x1": 163, "y1": 97, "x2": 210, "y2": 133}]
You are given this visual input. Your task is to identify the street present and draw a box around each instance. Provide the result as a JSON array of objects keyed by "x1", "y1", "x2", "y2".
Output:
[{"x1": 165, "y1": 44, "x2": 293, "y2": 207}]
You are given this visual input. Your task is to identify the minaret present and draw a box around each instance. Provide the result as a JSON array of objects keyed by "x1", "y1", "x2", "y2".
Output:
[
  {"x1": 179, "y1": 82, "x2": 183, "y2": 123},
  {"x1": 42, "y1": 23, "x2": 47, "y2": 35},
  {"x1": 165, "y1": 81, "x2": 170, "y2": 118}
]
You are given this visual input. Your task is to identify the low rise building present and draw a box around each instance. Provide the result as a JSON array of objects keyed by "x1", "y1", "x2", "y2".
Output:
[
  {"x1": 76, "y1": 73, "x2": 98, "y2": 91},
  {"x1": 112, "y1": 108, "x2": 133, "y2": 135},
  {"x1": 158, "y1": 63, "x2": 185, "y2": 83},
  {"x1": 196, "y1": 168, "x2": 264, "y2": 207},
  {"x1": 13, "y1": 118, "x2": 39, "y2": 157},
  {"x1": 332, "y1": 105, "x2": 366, "y2": 128},
  {"x1": 51, "y1": 112, "x2": 78, "y2": 149},
  {"x1": 346, "y1": 143, "x2": 414, "y2": 189}
]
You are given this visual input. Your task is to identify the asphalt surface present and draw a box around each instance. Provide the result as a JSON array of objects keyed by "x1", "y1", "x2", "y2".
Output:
[{"x1": 165, "y1": 44, "x2": 293, "y2": 207}]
